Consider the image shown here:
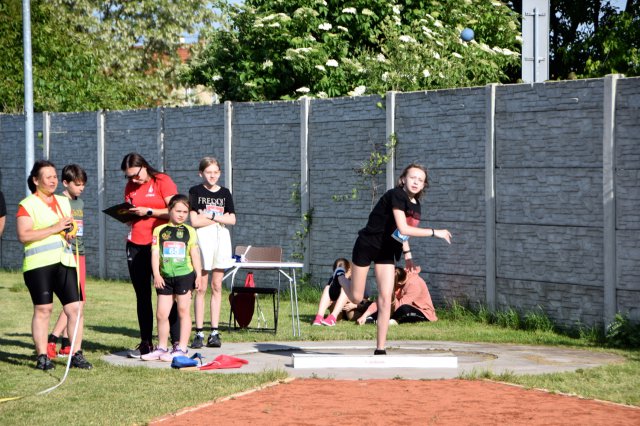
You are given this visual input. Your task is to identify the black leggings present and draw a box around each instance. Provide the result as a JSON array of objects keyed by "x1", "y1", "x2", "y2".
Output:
[
  {"x1": 372, "y1": 304, "x2": 428, "y2": 324},
  {"x1": 126, "y1": 242, "x2": 179, "y2": 343}
]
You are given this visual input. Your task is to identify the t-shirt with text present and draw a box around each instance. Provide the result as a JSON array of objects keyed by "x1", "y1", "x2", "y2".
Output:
[
  {"x1": 152, "y1": 223, "x2": 198, "y2": 278},
  {"x1": 188, "y1": 184, "x2": 235, "y2": 218}
]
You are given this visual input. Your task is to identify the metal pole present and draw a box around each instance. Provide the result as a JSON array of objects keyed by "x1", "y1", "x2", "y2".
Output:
[
  {"x1": 23, "y1": 0, "x2": 35, "y2": 195},
  {"x1": 533, "y1": 7, "x2": 538, "y2": 82}
]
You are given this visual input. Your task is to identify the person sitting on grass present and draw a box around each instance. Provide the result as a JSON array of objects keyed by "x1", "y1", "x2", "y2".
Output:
[
  {"x1": 312, "y1": 258, "x2": 369, "y2": 326},
  {"x1": 356, "y1": 266, "x2": 437, "y2": 326}
]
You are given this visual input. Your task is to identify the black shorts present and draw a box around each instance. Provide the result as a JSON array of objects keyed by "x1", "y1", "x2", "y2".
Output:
[
  {"x1": 156, "y1": 272, "x2": 196, "y2": 296},
  {"x1": 24, "y1": 263, "x2": 80, "y2": 306},
  {"x1": 351, "y1": 236, "x2": 401, "y2": 267}
]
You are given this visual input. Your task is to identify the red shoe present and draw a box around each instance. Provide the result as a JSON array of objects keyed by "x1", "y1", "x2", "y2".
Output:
[
  {"x1": 58, "y1": 346, "x2": 71, "y2": 357},
  {"x1": 47, "y1": 342, "x2": 58, "y2": 359},
  {"x1": 321, "y1": 315, "x2": 336, "y2": 326},
  {"x1": 312, "y1": 315, "x2": 323, "y2": 326}
]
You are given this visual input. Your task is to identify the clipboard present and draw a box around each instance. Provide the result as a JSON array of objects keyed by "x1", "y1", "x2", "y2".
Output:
[{"x1": 102, "y1": 202, "x2": 137, "y2": 223}]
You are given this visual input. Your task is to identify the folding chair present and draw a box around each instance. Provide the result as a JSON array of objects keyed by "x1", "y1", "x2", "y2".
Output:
[{"x1": 228, "y1": 246, "x2": 282, "y2": 333}]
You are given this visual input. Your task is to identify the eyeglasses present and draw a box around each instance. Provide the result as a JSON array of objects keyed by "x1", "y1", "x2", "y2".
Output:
[{"x1": 124, "y1": 167, "x2": 142, "y2": 180}]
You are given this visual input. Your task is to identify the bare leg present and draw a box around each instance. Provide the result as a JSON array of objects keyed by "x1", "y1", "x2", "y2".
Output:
[
  {"x1": 315, "y1": 286, "x2": 333, "y2": 317},
  {"x1": 176, "y1": 293, "x2": 193, "y2": 351},
  {"x1": 329, "y1": 290, "x2": 350, "y2": 319},
  {"x1": 344, "y1": 264, "x2": 369, "y2": 303},
  {"x1": 62, "y1": 301, "x2": 83, "y2": 353},
  {"x1": 210, "y1": 269, "x2": 224, "y2": 328},
  {"x1": 156, "y1": 295, "x2": 173, "y2": 349},
  {"x1": 32, "y1": 304, "x2": 53, "y2": 355},
  {"x1": 374, "y1": 263, "x2": 395, "y2": 351},
  {"x1": 51, "y1": 311, "x2": 67, "y2": 337},
  {"x1": 193, "y1": 270, "x2": 209, "y2": 329}
]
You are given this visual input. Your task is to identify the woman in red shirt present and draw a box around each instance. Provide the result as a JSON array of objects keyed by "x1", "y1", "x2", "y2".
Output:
[{"x1": 121, "y1": 153, "x2": 179, "y2": 358}]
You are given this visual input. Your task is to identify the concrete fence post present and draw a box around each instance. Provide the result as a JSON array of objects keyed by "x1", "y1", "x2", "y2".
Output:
[
  {"x1": 97, "y1": 111, "x2": 106, "y2": 279},
  {"x1": 603, "y1": 74, "x2": 622, "y2": 328},
  {"x1": 224, "y1": 101, "x2": 234, "y2": 192},
  {"x1": 485, "y1": 83, "x2": 498, "y2": 311},
  {"x1": 156, "y1": 108, "x2": 165, "y2": 171},
  {"x1": 386, "y1": 91, "x2": 397, "y2": 189},
  {"x1": 300, "y1": 97, "x2": 311, "y2": 273},
  {"x1": 42, "y1": 111, "x2": 50, "y2": 159}
]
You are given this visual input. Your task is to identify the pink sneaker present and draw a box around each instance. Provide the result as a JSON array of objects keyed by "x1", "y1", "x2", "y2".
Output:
[
  {"x1": 321, "y1": 315, "x2": 336, "y2": 326},
  {"x1": 141, "y1": 347, "x2": 168, "y2": 361},
  {"x1": 160, "y1": 348, "x2": 187, "y2": 362},
  {"x1": 312, "y1": 315, "x2": 323, "y2": 326}
]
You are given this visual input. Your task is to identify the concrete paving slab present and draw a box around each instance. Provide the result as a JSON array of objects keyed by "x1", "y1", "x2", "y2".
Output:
[{"x1": 102, "y1": 340, "x2": 625, "y2": 380}]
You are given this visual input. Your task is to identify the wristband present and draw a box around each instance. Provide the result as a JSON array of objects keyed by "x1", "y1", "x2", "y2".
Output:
[
  {"x1": 333, "y1": 267, "x2": 346, "y2": 278},
  {"x1": 403, "y1": 250, "x2": 411, "y2": 254},
  {"x1": 431, "y1": 228, "x2": 435, "y2": 237}
]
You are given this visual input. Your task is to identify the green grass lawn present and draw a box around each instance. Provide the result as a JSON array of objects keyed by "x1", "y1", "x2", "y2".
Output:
[{"x1": 0, "y1": 269, "x2": 638, "y2": 425}]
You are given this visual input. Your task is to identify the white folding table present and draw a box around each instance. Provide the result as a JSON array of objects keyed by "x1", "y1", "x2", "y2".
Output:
[{"x1": 223, "y1": 261, "x2": 304, "y2": 337}]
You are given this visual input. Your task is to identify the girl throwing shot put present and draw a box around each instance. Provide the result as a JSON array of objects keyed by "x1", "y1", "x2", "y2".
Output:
[{"x1": 341, "y1": 163, "x2": 452, "y2": 354}]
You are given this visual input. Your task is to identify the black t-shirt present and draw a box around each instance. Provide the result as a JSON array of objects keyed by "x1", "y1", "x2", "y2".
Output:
[
  {"x1": 0, "y1": 191, "x2": 6, "y2": 218},
  {"x1": 188, "y1": 184, "x2": 235, "y2": 218},
  {"x1": 357, "y1": 187, "x2": 421, "y2": 249}
]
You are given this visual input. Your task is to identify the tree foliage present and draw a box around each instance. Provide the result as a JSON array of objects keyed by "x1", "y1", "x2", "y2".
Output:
[
  {"x1": 183, "y1": 0, "x2": 521, "y2": 102},
  {"x1": 510, "y1": 0, "x2": 639, "y2": 79},
  {"x1": 0, "y1": 0, "x2": 217, "y2": 113}
]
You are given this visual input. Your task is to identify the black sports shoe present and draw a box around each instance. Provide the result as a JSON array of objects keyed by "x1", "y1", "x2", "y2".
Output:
[
  {"x1": 373, "y1": 349, "x2": 387, "y2": 355},
  {"x1": 71, "y1": 351, "x2": 93, "y2": 369},
  {"x1": 206, "y1": 333, "x2": 221, "y2": 348},
  {"x1": 35, "y1": 354, "x2": 55, "y2": 371},
  {"x1": 190, "y1": 334, "x2": 204, "y2": 349},
  {"x1": 127, "y1": 341, "x2": 153, "y2": 359}
]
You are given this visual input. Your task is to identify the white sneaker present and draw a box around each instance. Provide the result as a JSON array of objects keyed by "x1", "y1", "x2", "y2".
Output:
[
  {"x1": 141, "y1": 347, "x2": 168, "y2": 361},
  {"x1": 160, "y1": 348, "x2": 188, "y2": 362},
  {"x1": 388, "y1": 319, "x2": 398, "y2": 326}
]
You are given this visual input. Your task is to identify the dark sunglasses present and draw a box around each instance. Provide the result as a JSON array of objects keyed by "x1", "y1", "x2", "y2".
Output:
[{"x1": 124, "y1": 166, "x2": 142, "y2": 180}]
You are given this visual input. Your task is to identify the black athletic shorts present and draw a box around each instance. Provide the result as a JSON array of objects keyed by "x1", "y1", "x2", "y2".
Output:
[
  {"x1": 351, "y1": 236, "x2": 401, "y2": 267},
  {"x1": 24, "y1": 263, "x2": 80, "y2": 306},
  {"x1": 156, "y1": 272, "x2": 196, "y2": 296}
]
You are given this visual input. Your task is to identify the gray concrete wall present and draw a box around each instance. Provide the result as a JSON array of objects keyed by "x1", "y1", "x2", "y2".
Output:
[{"x1": 1, "y1": 76, "x2": 638, "y2": 329}]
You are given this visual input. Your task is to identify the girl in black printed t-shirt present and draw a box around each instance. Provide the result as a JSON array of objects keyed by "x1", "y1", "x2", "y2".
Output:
[
  {"x1": 340, "y1": 163, "x2": 452, "y2": 355},
  {"x1": 187, "y1": 157, "x2": 236, "y2": 349}
]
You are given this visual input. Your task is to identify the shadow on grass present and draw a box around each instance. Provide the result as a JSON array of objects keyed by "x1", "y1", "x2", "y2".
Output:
[
  {"x1": 83, "y1": 325, "x2": 141, "y2": 353},
  {"x1": 0, "y1": 335, "x2": 36, "y2": 366}
]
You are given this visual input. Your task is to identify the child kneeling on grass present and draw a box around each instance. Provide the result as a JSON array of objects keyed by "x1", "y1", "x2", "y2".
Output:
[{"x1": 142, "y1": 195, "x2": 202, "y2": 362}]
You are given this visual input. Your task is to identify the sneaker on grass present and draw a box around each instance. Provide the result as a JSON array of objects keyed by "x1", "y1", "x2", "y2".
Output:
[
  {"x1": 206, "y1": 333, "x2": 221, "y2": 348},
  {"x1": 321, "y1": 314, "x2": 336, "y2": 326},
  {"x1": 46, "y1": 342, "x2": 58, "y2": 359},
  {"x1": 141, "y1": 347, "x2": 168, "y2": 361},
  {"x1": 58, "y1": 345, "x2": 71, "y2": 357},
  {"x1": 128, "y1": 341, "x2": 153, "y2": 359},
  {"x1": 190, "y1": 333, "x2": 204, "y2": 349},
  {"x1": 311, "y1": 315, "x2": 323, "y2": 326},
  {"x1": 36, "y1": 354, "x2": 55, "y2": 371},
  {"x1": 71, "y1": 351, "x2": 93, "y2": 369},
  {"x1": 160, "y1": 348, "x2": 187, "y2": 362}
]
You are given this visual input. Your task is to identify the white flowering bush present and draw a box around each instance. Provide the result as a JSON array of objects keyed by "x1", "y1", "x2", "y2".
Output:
[{"x1": 184, "y1": 0, "x2": 520, "y2": 101}]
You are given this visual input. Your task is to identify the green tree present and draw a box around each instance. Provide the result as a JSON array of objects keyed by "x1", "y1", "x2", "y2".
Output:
[
  {"x1": 509, "y1": 0, "x2": 639, "y2": 79},
  {"x1": 183, "y1": 0, "x2": 521, "y2": 102},
  {"x1": 0, "y1": 0, "x2": 217, "y2": 113}
]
